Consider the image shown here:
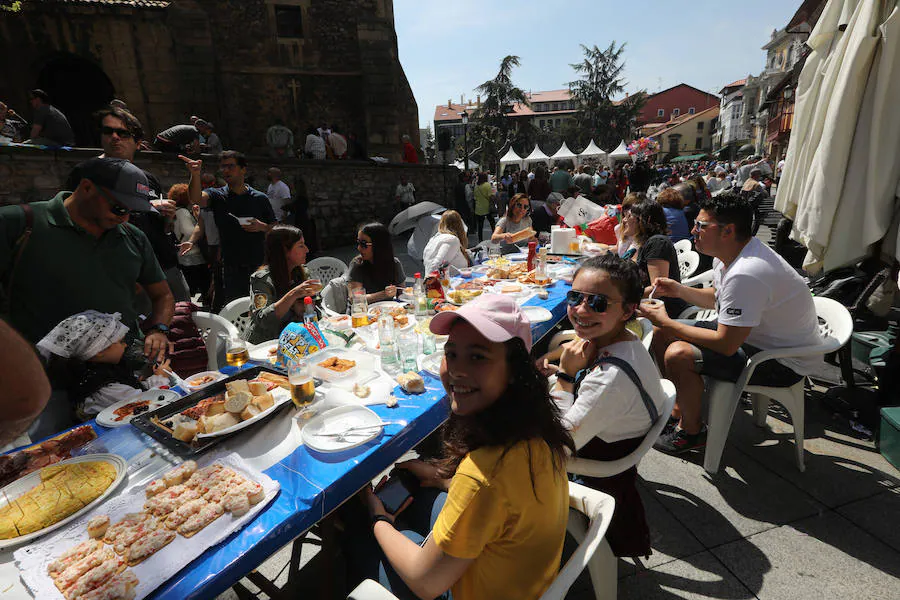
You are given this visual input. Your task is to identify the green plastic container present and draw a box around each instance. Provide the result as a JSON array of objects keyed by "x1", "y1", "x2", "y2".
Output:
[
  {"x1": 880, "y1": 407, "x2": 900, "y2": 471},
  {"x1": 851, "y1": 331, "x2": 893, "y2": 364}
]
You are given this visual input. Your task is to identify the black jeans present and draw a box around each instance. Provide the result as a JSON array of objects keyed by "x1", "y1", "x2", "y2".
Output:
[{"x1": 475, "y1": 213, "x2": 496, "y2": 242}]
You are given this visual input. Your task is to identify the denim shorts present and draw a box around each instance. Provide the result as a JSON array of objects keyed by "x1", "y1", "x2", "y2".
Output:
[{"x1": 682, "y1": 320, "x2": 805, "y2": 387}]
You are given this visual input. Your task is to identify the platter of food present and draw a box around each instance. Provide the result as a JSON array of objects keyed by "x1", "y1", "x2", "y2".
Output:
[
  {"x1": 0, "y1": 454, "x2": 127, "y2": 550},
  {"x1": 96, "y1": 390, "x2": 182, "y2": 428},
  {"x1": 367, "y1": 303, "x2": 412, "y2": 329},
  {"x1": 248, "y1": 341, "x2": 279, "y2": 363},
  {"x1": 183, "y1": 371, "x2": 228, "y2": 392},
  {"x1": 517, "y1": 270, "x2": 556, "y2": 287},
  {"x1": 130, "y1": 366, "x2": 291, "y2": 457},
  {"x1": 311, "y1": 348, "x2": 377, "y2": 385},
  {"x1": 0, "y1": 426, "x2": 98, "y2": 488},
  {"x1": 484, "y1": 262, "x2": 529, "y2": 280}
]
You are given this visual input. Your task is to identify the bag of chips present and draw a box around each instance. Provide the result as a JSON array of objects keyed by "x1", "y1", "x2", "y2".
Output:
[{"x1": 277, "y1": 321, "x2": 329, "y2": 367}]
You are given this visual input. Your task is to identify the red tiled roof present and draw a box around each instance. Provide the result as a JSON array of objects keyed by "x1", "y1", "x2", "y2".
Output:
[
  {"x1": 641, "y1": 105, "x2": 720, "y2": 141},
  {"x1": 722, "y1": 78, "x2": 747, "y2": 89},
  {"x1": 34, "y1": 0, "x2": 170, "y2": 8}
]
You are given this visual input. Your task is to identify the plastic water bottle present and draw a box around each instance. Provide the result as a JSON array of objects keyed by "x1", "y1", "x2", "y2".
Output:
[
  {"x1": 413, "y1": 272, "x2": 427, "y2": 316},
  {"x1": 378, "y1": 314, "x2": 398, "y2": 370},
  {"x1": 303, "y1": 296, "x2": 317, "y2": 324}
]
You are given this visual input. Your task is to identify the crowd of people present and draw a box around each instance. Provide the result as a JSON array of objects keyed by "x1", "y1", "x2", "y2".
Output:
[{"x1": 1, "y1": 97, "x2": 826, "y2": 598}]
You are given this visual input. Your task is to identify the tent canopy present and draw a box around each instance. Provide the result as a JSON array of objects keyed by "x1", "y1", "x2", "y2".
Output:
[
  {"x1": 523, "y1": 144, "x2": 550, "y2": 164},
  {"x1": 608, "y1": 140, "x2": 630, "y2": 161},
  {"x1": 551, "y1": 142, "x2": 577, "y2": 161},
  {"x1": 670, "y1": 153, "x2": 709, "y2": 163},
  {"x1": 499, "y1": 146, "x2": 524, "y2": 169},
  {"x1": 579, "y1": 139, "x2": 606, "y2": 157}
]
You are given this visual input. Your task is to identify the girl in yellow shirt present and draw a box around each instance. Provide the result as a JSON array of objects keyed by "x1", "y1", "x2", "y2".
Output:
[{"x1": 352, "y1": 295, "x2": 575, "y2": 600}]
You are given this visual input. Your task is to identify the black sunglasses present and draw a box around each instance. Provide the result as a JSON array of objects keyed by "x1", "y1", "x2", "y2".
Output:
[
  {"x1": 100, "y1": 126, "x2": 134, "y2": 139},
  {"x1": 566, "y1": 290, "x2": 622, "y2": 313},
  {"x1": 97, "y1": 186, "x2": 131, "y2": 216},
  {"x1": 356, "y1": 239, "x2": 372, "y2": 248}
]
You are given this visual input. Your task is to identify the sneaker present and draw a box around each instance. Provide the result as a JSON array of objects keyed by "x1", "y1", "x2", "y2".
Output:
[
  {"x1": 661, "y1": 415, "x2": 679, "y2": 436},
  {"x1": 654, "y1": 425, "x2": 707, "y2": 455}
]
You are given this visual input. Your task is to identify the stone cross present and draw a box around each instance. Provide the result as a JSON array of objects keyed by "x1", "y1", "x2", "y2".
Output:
[{"x1": 288, "y1": 79, "x2": 301, "y2": 115}]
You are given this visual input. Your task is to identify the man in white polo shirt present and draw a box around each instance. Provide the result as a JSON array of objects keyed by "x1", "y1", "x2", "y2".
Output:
[{"x1": 640, "y1": 192, "x2": 821, "y2": 454}]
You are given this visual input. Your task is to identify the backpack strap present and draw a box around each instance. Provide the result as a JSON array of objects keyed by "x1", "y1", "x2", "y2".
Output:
[{"x1": 573, "y1": 354, "x2": 659, "y2": 423}]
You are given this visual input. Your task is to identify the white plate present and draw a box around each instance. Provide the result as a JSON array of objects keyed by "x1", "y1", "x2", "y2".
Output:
[
  {"x1": 195, "y1": 387, "x2": 292, "y2": 439},
  {"x1": 505, "y1": 252, "x2": 528, "y2": 261},
  {"x1": 302, "y1": 405, "x2": 383, "y2": 452},
  {"x1": 95, "y1": 389, "x2": 181, "y2": 428},
  {"x1": 183, "y1": 370, "x2": 228, "y2": 392},
  {"x1": 368, "y1": 301, "x2": 408, "y2": 313},
  {"x1": 310, "y1": 347, "x2": 377, "y2": 384},
  {"x1": 249, "y1": 340, "x2": 279, "y2": 362},
  {"x1": 0, "y1": 454, "x2": 127, "y2": 550},
  {"x1": 522, "y1": 305, "x2": 554, "y2": 324},
  {"x1": 421, "y1": 351, "x2": 443, "y2": 377}
]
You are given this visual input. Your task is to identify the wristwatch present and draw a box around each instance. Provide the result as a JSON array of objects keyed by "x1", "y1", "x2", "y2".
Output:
[
  {"x1": 372, "y1": 514, "x2": 393, "y2": 528},
  {"x1": 147, "y1": 323, "x2": 171, "y2": 336},
  {"x1": 557, "y1": 371, "x2": 577, "y2": 384}
]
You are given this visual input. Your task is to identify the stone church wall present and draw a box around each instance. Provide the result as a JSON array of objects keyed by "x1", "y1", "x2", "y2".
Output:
[{"x1": 0, "y1": 146, "x2": 457, "y2": 250}]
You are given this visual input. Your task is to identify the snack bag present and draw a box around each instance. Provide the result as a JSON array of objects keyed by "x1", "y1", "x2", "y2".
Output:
[
  {"x1": 424, "y1": 273, "x2": 445, "y2": 301},
  {"x1": 585, "y1": 214, "x2": 618, "y2": 245},
  {"x1": 277, "y1": 321, "x2": 328, "y2": 368}
]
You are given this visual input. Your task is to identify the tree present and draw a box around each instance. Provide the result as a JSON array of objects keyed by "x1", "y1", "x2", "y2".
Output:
[
  {"x1": 1, "y1": 0, "x2": 23, "y2": 11},
  {"x1": 422, "y1": 125, "x2": 435, "y2": 164},
  {"x1": 568, "y1": 42, "x2": 645, "y2": 151},
  {"x1": 470, "y1": 55, "x2": 529, "y2": 173}
]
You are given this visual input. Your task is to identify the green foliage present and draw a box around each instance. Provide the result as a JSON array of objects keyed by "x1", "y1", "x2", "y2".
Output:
[
  {"x1": 470, "y1": 55, "x2": 530, "y2": 173},
  {"x1": 568, "y1": 42, "x2": 645, "y2": 150},
  {"x1": 1, "y1": 0, "x2": 23, "y2": 11}
]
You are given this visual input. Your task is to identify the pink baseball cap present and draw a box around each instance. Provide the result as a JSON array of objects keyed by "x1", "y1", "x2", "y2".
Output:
[{"x1": 430, "y1": 294, "x2": 532, "y2": 351}]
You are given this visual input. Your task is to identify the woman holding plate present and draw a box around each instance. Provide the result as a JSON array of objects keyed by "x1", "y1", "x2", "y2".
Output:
[{"x1": 244, "y1": 225, "x2": 321, "y2": 344}]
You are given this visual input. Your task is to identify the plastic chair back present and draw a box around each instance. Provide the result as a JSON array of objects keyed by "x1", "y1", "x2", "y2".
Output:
[
  {"x1": 192, "y1": 311, "x2": 240, "y2": 370},
  {"x1": 682, "y1": 268, "x2": 714, "y2": 289},
  {"x1": 567, "y1": 380, "x2": 676, "y2": 479},
  {"x1": 220, "y1": 296, "x2": 251, "y2": 335},
  {"x1": 678, "y1": 250, "x2": 700, "y2": 279},
  {"x1": 673, "y1": 239, "x2": 692, "y2": 256},
  {"x1": 305, "y1": 257, "x2": 348, "y2": 285},
  {"x1": 321, "y1": 277, "x2": 348, "y2": 316}
]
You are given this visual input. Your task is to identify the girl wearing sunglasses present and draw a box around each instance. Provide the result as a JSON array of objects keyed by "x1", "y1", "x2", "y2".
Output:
[
  {"x1": 538, "y1": 254, "x2": 668, "y2": 559},
  {"x1": 348, "y1": 222, "x2": 406, "y2": 303},
  {"x1": 490, "y1": 193, "x2": 534, "y2": 245}
]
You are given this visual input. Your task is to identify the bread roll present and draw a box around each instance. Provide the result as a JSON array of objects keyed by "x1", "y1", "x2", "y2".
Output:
[
  {"x1": 225, "y1": 380, "x2": 250, "y2": 395},
  {"x1": 507, "y1": 227, "x2": 536, "y2": 244},
  {"x1": 205, "y1": 400, "x2": 226, "y2": 416},
  {"x1": 199, "y1": 412, "x2": 240, "y2": 434},
  {"x1": 396, "y1": 372, "x2": 425, "y2": 394},
  {"x1": 224, "y1": 391, "x2": 251, "y2": 414},
  {"x1": 173, "y1": 420, "x2": 199, "y2": 442},
  {"x1": 252, "y1": 392, "x2": 274, "y2": 411},
  {"x1": 248, "y1": 382, "x2": 268, "y2": 396},
  {"x1": 240, "y1": 404, "x2": 261, "y2": 421}
]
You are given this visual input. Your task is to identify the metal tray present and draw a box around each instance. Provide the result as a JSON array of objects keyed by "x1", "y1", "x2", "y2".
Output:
[{"x1": 130, "y1": 365, "x2": 289, "y2": 458}]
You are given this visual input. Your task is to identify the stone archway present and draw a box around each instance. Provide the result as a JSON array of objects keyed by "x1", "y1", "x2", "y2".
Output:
[{"x1": 35, "y1": 54, "x2": 115, "y2": 147}]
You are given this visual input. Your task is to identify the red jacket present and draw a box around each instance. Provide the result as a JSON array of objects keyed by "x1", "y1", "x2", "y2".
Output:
[{"x1": 402, "y1": 141, "x2": 419, "y2": 163}]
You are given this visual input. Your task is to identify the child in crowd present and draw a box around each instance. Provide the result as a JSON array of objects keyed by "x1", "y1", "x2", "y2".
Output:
[
  {"x1": 345, "y1": 295, "x2": 575, "y2": 600},
  {"x1": 537, "y1": 253, "x2": 668, "y2": 558},
  {"x1": 38, "y1": 311, "x2": 169, "y2": 420}
]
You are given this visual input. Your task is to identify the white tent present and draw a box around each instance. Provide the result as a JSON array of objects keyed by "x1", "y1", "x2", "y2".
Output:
[
  {"x1": 550, "y1": 142, "x2": 577, "y2": 164},
  {"x1": 577, "y1": 139, "x2": 607, "y2": 165},
  {"x1": 608, "y1": 140, "x2": 630, "y2": 161},
  {"x1": 523, "y1": 144, "x2": 550, "y2": 166},
  {"x1": 499, "y1": 146, "x2": 524, "y2": 170}
]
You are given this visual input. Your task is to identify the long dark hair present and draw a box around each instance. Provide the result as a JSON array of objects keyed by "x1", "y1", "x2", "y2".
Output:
[
  {"x1": 261, "y1": 225, "x2": 307, "y2": 297},
  {"x1": 437, "y1": 336, "x2": 575, "y2": 497},
  {"x1": 629, "y1": 199, "x2": 669, "y2": 244},
  {"x1": 357, "y1": 222, "x2": 396, "y2": 284}
]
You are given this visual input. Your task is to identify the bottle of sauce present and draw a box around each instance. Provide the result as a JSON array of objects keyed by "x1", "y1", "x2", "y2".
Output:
[{"x1": 527, "y1": 240, "x2": 537, "y2": 271}]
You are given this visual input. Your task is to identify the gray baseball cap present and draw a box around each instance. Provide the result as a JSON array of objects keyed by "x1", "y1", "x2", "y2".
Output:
[{"x1": 71, "y1": 157, "x2": 152, "y2": 212}]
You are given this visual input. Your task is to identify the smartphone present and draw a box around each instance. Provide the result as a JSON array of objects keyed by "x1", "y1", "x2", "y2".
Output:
[{"x1": 376, "y1": 470, "x2": 419, "y2": 515}]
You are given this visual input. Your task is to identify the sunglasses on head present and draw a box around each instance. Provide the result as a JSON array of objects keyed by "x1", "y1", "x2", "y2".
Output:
[
  {"x1": 566, "y1": 290, "x2": 622, "y2": 313},
  {"x1": 356, "y1": 239, "x2": 372, "y2": 248},
  {"x1": 100, "y1": 126, "x2": 133, "y2": 139}
]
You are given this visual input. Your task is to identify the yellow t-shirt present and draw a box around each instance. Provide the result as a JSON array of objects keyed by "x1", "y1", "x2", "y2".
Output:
[{"x1": 432, "y1": 438, "x2": 569, "y2": 600}]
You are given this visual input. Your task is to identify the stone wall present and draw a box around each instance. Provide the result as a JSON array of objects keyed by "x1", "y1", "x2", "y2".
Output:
[{"x1": 0, "y1": 146, "x2": 458, "y2": 249}]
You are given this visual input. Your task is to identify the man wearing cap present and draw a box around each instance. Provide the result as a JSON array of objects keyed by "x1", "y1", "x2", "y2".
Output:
[
  {"x1": 25, "y1": 89, "x2": 75, "y2": 147},
  {"x1": 0, "y1": 157, "x2": 174, "y2": 436},
  {"x1": 531, "y1": 192, "x2": 563, "y2": 234},
  {"x1": 182, "y1": 151, "x2": 275, "y2": 302}
]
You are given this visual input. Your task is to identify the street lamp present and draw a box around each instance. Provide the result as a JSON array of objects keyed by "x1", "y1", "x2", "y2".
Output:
[{"x1": 460, "y1": 110, "x2": 469, "y2": 171}]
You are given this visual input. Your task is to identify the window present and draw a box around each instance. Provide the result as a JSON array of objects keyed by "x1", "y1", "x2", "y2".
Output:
[
  {"x1": 695, "y1": 137, "x2": 703, "y2": 150},
  {"x1": 697, "y1": 121, "x2": 704, "y2": 131},
  {"x1": 552, "y1": 103, "x2": 559, "y2": 111},
  {"x1": 555, "y1": 119, "x2": 561, "y2": 127},
  {"x1": 274, "y1": 6, "x2": 304, "y2": 38},
  {"x1": 688, "y1": 107, "x2": 695, "y2": 115},
  {"x1": 672, "y1": 108, "x2": 680, "y2": 117},
  {"x1": 539, "y1": 119, "x2": 545, "y2": 128},
  {"x1": 657, "y1": 108, "x2": 665, "y2": 118}
]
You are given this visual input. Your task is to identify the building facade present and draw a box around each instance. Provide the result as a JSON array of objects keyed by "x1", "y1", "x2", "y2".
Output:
[
  {"x1": 637, "y1": 84, "x2": 719, "y2": 126},
  {"x1": 714, "y1": 78, "x2": 749, "y2": 155},
  {"x1": 0, "y1": 0, "x2": 419, "y2": 160},
  {"x1": 639, "y1": 106, "x2": 719, "y2": 160}
]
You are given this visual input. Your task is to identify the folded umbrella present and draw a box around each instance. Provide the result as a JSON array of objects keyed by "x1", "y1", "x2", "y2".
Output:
[{"x1": 388, "y1": 201, "x2": 446, "y2": 235}]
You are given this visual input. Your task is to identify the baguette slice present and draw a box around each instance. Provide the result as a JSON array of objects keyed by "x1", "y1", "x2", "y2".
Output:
[
  {"x1": 507, "y1": 227, "x2": 536, "y2": 244},
  {"x1": 173, "y1": 420, "x2": 199, "y2": 442},
  {"x1": 240, "y1": 404, "x2": 261, "y2": 421},
  {"x1": 248, "y1": 382, "x2": 268, "y2": 396},
  {"x1": 252, "y1": 392, "x2": 274, "y2": 411},
  {"x1": 225, "y1": 380, "x2": 250, "y2": 395},
  {"x1": 198, "y1": 412, "x2": 240, "y2": 434},
  {"x1": 396, "y1": 372, "x2": 425, "y2": 394},
  {"x1": 224, "y1": 391, "x2": 251, "y2": 414}
]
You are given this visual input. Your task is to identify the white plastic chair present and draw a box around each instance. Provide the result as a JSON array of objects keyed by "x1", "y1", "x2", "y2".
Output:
[
  {"x1": 305, "y1": 256, "x2": 348, "y2": 284},
  {"x1": 673, "y1": 239, "x2": 692, "y2": 256},
  {"x1": 677, "y1": 249, "x2": 701, "y2": 280},
  {"x1": 565, "y1": 380, "x2": 676, "y2": 600},
  {"x1": 549, "y1": 317, "x2": 654, "y2": 353},
  {"x1": 219, "y1": 296, "x2": 251, "y2": 335},
  {"x1": 346, "y1": 482, "x2": 616, "y2": 600},
  {"x1": 682, "y1": 268, "x2": 714, "y2": 289},
  {"x1": 703, "y1": 297, "x2": 853, "y2": 473},
  {"x1": 192, "y1": 311, "x2": 240, "y2": 370},
  {"x1": 320, "y1": 277, "x2": 348, "y2": 317}
]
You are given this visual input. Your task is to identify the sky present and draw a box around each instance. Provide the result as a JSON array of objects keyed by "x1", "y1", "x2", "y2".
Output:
[{"x1": 394, "y1": 0, "x2": 802, "y2": 129}]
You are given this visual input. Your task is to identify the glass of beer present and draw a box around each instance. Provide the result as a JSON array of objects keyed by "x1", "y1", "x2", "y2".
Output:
[
  {"x1": 288, "y1": 359, "x2": 316, "y2": 411},
  {"x1": 225, "y1": 337, "x2": 250, "y2": 367},
  {"x1": 350, "y1": 287, "x2": 369, "y2": 328}
]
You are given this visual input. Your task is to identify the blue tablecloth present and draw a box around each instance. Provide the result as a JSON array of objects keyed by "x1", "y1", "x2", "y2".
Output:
[{"x1": 7, "y1": 281, "x2": 572, "y2": 600}]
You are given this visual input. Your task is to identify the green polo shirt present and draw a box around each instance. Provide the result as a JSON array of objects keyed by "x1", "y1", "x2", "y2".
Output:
[{"x1": 0, "y1": 192, "x2": 166, "y2": 345}]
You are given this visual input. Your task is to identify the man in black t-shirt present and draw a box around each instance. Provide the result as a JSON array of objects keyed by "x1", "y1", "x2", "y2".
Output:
[
  {"x1": 155, "y1": 124, "x2": 200, "y2": 154},
  {"x1": 183, "y1": 151, "x2": 275, "y2": 302},
  {"x1": 26, "y1": 89, "x2": 75, "y2": 146}
]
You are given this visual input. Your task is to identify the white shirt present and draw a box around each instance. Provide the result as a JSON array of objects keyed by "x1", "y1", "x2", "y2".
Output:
[
  {"x1": 552, "y1": 338, "x2": 667, "y2": 447},
  {"x1": 422, "y1": 232, "x2": 469, "y2": 274},
  {"x1": 266, "y1": 180, "x2": 292, "y2": 221},
  {"x1": 713, "y1": 237, "x2": 822, "y2": 374},
  {"x1": 201, "y1": 207, "x2": 219, "y2": 245},
  {"x1": 173, "y1": 207, "x2": 205, "y2": 266},
  {"x1": 395, "y1": 182, "x2": 416, "y2": 206}
]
